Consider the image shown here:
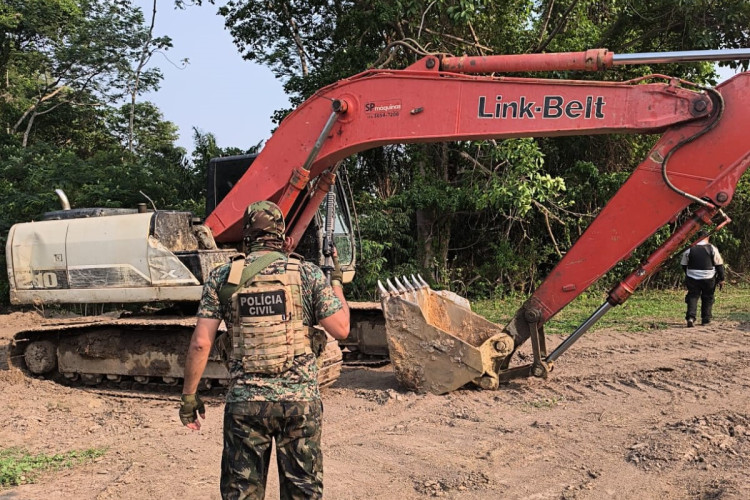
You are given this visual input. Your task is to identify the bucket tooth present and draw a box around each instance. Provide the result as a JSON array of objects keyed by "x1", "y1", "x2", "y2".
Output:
[
  {"x1": 411, "y1": 275, "x2": 424, "y2": 289},
  {"x1": 401, "y1": 276, "x2": 415, "y2": 292},
  {"x1": 394, "y1": 277, "x2": 409, "y2": 293},
  {"x1": 386, "y1": 278, "x2": 400, "y2": 294},
  {"x1": 393, "y1": 277, "x2": 408, "y2": 293},
  {"x1": 377, "y1": 280, "x2": 389, "y2": 298},
  {"x1": 417, "y1": 274, "x2": 430, "y2": 288}
]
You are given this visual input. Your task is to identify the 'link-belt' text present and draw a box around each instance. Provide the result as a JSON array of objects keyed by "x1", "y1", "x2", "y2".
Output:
[{"x1": 478, "y1": 95, "x2": 606, "y2": 119}]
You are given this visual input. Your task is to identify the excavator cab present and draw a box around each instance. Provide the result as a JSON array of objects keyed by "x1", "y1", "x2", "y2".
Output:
[{"x1": 207, "y1": 154, "x2": 357, "y2": 277}]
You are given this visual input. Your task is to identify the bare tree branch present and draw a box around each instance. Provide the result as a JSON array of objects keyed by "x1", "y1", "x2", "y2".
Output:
[
  {"x1": 129, "y1": 0, "x2": 158, "y2": 153},
  {"x1": 12, "y1": 85, "x2": 67, "y2": 133},
  {"x1": 417, "y1": 1, "x2": 437, "y2": 40},
  {"x1": 22, "y1": 100, "x2": 67, "y2": 147},
  {"x1": 280, "y1": 0, "x2": 309, "y2": 76},
  {"x1": 535, "y1": 0, "x2": 555, "y2": 52},
  {"x1": 422, "y1": 27, "x2": 493, "y2": 53},
  {"x1": 533, "y1": 200, "x2": 563, "y2": 257},
  {"x1": 467, "y1": 22, "x2": 486, "y2": 56},
  {"x1": 535, "y1": 0, "x2": 580, "y2": 53}
]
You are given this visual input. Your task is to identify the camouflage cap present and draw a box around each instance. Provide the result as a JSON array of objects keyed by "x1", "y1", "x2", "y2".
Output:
[{"x1": 243, "y1": 201, "x2": 285, "y2": 249}]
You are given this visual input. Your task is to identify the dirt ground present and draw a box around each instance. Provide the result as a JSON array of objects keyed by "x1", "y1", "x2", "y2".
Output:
[{"x1": 1, "y1": 311, "x2": 748, "y2": 500}]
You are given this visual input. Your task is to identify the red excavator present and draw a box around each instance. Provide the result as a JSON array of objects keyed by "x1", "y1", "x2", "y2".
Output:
[{"x1": 6, "y1": 47, "x2": 750, "y2": 393}]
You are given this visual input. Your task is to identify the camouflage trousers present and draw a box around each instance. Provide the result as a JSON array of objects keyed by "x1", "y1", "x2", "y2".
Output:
[{"x1": 220, "y1": 400, "x2": 323, "y2": 500}]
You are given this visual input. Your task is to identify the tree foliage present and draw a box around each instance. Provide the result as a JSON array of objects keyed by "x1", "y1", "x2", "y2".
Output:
[
  {"x1": 3, "y1": 0, "x2": 750, "y2": 307},
  {"x1": 0, "y1": 0, "x2": 169, "y2": 147},
  {"x1": 216, "y1": 0, "x2": 750, "y2": 298}
]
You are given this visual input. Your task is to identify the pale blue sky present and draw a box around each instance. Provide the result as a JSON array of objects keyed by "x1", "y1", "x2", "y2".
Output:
[{"x1": 134, "y1": 1, "x2": 289, "y2": 154}]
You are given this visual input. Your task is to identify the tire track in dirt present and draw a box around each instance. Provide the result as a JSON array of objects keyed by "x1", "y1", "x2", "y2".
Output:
[
  {"x1": 2, "y1": 314, "x2": 749, "y2": 500},
  {"x1": 322, "y1": 323, "x2": 750, "y2": 499},
  {"x1": 518, "y1": 357, "x2": 743, "y2": 407}
]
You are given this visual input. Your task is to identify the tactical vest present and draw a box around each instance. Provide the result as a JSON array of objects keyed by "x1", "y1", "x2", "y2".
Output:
[
  {"x1": 687, "y1": 245, "x2": 715, "y2": 271},
  {"x1": 228, "y1": 257, "x2": 314, "y2": 374}
]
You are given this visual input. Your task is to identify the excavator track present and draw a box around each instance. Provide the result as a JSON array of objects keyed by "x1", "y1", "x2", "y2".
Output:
[
  {"x1": 68, "y1": 385, "x2": 229, "y2": 403},
  {"x1": 9, "y1": 316, "x2": 343, "y2": 390},
  {"x1": 341, "y1": 302, "x2": 390, "y2": 366}
]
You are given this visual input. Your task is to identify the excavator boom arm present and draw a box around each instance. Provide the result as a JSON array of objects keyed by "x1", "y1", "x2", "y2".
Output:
[
  {"x1": 206, "y1": 50, "x2": 750, "y2": 366},
  {"x1": 206, "y1": 68, "x2": 714, "y2": 242}
]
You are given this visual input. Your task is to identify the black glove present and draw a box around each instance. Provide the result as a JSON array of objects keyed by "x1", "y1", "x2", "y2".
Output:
[
  {"x1": 718, "y1": 281, "x2": 724, "y2": 291},
  {"x1": 179, "y1": 394, "x2": 205, "y2": 426},
  {"x1": 331, "y1": 251, "x2": 343, "y2": 284},
  {"x1": 309, "y1": 328, "x2": 328, "y2": 358}
]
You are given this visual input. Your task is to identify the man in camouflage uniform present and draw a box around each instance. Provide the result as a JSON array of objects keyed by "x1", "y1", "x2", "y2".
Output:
[{"x1": 179, "y1": 200, "x2": 350, "y2": 500}]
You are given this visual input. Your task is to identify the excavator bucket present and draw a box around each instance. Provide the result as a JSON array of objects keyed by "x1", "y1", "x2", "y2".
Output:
[{"x1": 378, "y1": 276, "x2": 514, "y2": 395}]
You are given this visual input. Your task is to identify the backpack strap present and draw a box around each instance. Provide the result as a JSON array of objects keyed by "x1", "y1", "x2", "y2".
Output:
[
  {"x1": 218, "y1": 251, "x2": 285, "y2": 306},
  {"x1": 226, "y1": 254, "x2": 246, "y2": 285}
]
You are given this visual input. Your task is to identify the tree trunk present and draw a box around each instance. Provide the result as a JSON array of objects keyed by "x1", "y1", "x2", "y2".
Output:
[
  {"x1": 129, "y1": 0, "x2": 158, "y2": 153},
  {"x1": 280, "y1": 0, "x2": 309, "y2": 76},
  {"x1": 416, "y1": 206, "x2": 451, "y2": 282},
  {"x1": 415, "y1": 143, "x2": 452, "y2": 284},
  {"x1": 22, "y1": 112, "x2": 36, "y2": 147}
]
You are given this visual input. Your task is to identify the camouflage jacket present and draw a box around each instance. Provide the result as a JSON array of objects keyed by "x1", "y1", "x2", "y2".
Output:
[{"x1": 197, "y1": 252, "x2": 343, "y2": 403}]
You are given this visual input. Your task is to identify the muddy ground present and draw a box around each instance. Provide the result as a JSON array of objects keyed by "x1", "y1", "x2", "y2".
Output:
[{"x1": 1, "y1": 311, "x2": 748, "y2": 499}]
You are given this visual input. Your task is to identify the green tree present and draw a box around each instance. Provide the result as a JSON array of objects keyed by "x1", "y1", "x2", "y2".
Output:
[
  {"x1": 125, "y1": 0, "x2": 176, "y2": 153},
  {"x1": 0, "y1": 2, "x2": 217, "y2": 305},
  {"x1": 107, "y1": 102, "x2": 181, "y2": 157},
  {"x1": 218, "y1": 0, "x2": 551, "y2": 289},
  {"x1": 0, "y1": 0, "x2": 168, "y2": 147}
]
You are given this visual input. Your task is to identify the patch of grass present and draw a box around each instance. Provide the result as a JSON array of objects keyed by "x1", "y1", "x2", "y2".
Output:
[
  {"x1": 473, "y1": 284, "x2": 750, "y2": 336},
  {"x1": 523, "y1": 396, "x2": 565, "y2": 410},
  {"x1": 0, "y1": 447, "x2": 106, "y2": 487},
  {"x1": 44, "y1": 401, "x2": 71, "y2": 413}
]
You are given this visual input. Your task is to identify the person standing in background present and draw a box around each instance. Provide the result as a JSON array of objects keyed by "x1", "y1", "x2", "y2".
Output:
[{"x1": 681, "y1": 230, "x2": 725, "y2": 327}]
